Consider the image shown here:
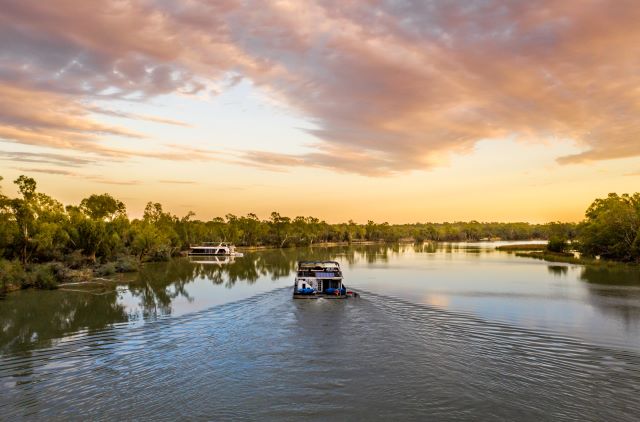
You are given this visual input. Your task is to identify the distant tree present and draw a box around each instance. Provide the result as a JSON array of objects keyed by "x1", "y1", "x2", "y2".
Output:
[
  {"x1": 223, "y1": 214, "x2": 242, "y2": 244},
  {"x1": 14, "y1": 175, "x2": 36, "y2": 200},
  {"x1": 143, "y1": 202, "x2": 166, "y2": 224},
  {"x1": 546, "y1": 237, "x2": 568, "y2": 253},
  {"x1": 131, "y1": 223, "x2": 167, "y2": 262},
  {"x1": 365, "y1": 220, "x2": 376, "y2": 240},
  {"x1": 238, "y1": 213, "x2": 263, "y2": 246},
  {"x1": 9, "y1": 176, "x2": 67, "y2": 263},
  {"x1": 66, "y1": 206, "x2": 106, "y2": 262},
  {"x1": 80, "y1": 194, "x2": 126, "y2": 221},
  {"x1": 269, "y1": 212, "x2": 292, "y2": 247},
  {"x1": 142, "y1": 202, "x2": 180, "y2": 256},
  {"x1": 0, "y1": 176, "x2": 17, "y2": 256}
]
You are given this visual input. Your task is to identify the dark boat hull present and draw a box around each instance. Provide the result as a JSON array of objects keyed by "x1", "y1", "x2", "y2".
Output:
[{"x1": 293, "y1": 293, "x2": 348, "y2": 299}]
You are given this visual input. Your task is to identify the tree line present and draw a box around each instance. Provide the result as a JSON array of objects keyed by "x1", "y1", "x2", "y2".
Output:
[{"x1": 1, "y1": 174, "x2": 637, "y2": 292}]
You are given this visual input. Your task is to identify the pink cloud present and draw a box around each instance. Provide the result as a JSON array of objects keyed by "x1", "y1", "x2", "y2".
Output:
[{"x1": 1, "y1": 0, "x2": 640, "y2": 174}]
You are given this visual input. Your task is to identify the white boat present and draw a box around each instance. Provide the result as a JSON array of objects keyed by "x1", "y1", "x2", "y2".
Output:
[
  {"x1": 188, "y1": 242, "x2": 244, "y2": 257},
  {"x1": 293, "y1": 261, "x2": 357, "y2": 299}
]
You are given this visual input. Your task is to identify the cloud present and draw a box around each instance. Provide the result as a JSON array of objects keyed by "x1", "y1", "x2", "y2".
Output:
[
  {"x1": 158, "y1": 179, "x2": 196, "y2": 184},
  {"x1": 87, "y1": 106, "x2": 192, "y2": 127},
  {"x1": 13, "y1": 167, "x2": 76, "y2": 176},
  {"x1": 0, "y1": 150, "x2": 97, "y2": 166},
  {"x1": 92, "y1": 178, "x2": 140, "y2": 185},
  {"x1": 2, "y1": 0, "x2": 640, "y2": 174},
  {"x1": 13, "y1": 167, "x2": 140, "y2": 185},
  {"x1": 0, "y1": 84, "x2": 146, "y2": 155},
  {"x1": 236, "y1": 147, "x2": 399, "y2": 176}
]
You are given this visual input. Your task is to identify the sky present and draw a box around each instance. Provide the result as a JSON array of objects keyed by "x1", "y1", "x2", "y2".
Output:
[{"x1": 0, "y1": 0, "x2": 639, "y2": 223}]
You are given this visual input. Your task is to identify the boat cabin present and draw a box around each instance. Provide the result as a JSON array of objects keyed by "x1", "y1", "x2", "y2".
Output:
[{"x1": 294, "y1": 260, "x2": 345, "y2": 297}]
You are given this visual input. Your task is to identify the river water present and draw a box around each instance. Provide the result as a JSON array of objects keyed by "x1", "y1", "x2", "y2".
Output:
[{"x1": 1, "y1": 243, "x2": 639, "y2": 420}]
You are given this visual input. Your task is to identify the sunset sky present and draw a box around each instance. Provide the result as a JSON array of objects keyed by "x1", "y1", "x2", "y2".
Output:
[{"x1": 1, "y1": 0, "x2": 639, "y2": 223}]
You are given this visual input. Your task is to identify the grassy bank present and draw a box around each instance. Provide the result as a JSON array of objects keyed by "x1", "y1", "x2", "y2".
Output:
[
  {"x1": 237, "y1": 240, "x2": 387, "y2": 251},
  {"x1": 513, "y1": 251, "x2": 632, "y2": 267},
  {"x1": 496, "y1": 243, "x2": 546, "y2": 251},
  {"x1": 0, "y1": 256, "x2": 139, "y2": 295}
]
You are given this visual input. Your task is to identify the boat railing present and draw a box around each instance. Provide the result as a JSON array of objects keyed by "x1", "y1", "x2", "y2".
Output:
[
  {"x1": 189, "y1": 242, "x2": 231, "y2": 248},
  {"x1": 297, "y1": 270, "x2": 342, "y2": 277}
]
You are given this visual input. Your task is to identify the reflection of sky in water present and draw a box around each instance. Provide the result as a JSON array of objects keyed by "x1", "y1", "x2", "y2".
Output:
[
  {"x1": 118, "y1": 242, "x2": 640, "y2": 350},
  {"x1": 118, "y1": 274, "x2": 292, "y2": 324},
  {"x1": 344, "y1": 246, "x2": 640, "y2": 350},
  {"x1": 2, "y1": 242, "x2": 638, "y2": 355}
]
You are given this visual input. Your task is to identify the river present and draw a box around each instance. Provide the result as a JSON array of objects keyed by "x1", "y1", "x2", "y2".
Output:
[{"x1": 1, "y1": 243, "x2": 639, "y2": 420}]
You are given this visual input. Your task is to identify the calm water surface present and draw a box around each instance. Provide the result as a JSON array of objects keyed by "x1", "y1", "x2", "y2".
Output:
[{"x1": 1, "y1": 243, "x2": 639, "y2": 420}]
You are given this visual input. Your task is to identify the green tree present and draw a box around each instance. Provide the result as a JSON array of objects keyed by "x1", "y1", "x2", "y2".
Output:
[
  {"x1": 546, "y1": 237, "x2": 568, "y2": 253},
  {"x1": 238, "y1": 213, "x2": 264, "y2": 246},
  {"x1": 79, "y1": 193, "x2": 126, "y2": 221},
  {"x1": 131, "y1": 222, "x2": 167, "y2": 262},
  {"x1": 269, "y1": 212, "x2": 292, "y2": 247},
  {"x1": 9, "y1": 176, "x2": 67, "y2": 263},
  {"x1": 0, "y1": 176, "x2": 17, "y2": 257},
  {"x1": 66, "y1": 206, "x2": 106, "y2": 262},
  {"x1": 142, "y1": 202, "x2": 180, "y2": 257},
  {"x1": 578, "y1": 193, "x2": 640, "y2": 262}
]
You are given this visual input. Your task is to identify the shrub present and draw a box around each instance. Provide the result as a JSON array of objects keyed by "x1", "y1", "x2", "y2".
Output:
[
  {"x1": 48, "y1": 262, "x2": 69, "y2": 281},
  {"x1": 95, "y1": 262, "x2": 116, "y2": 276},
  {"x1": 547, "y1": 237, "x2": 568, "y2": 253},
  {"x1": 115, "y1": 255, "x2": 138, "y2": 273},
  {"x1": 64, "y1": 250, "x2": 87, "y2": 269},
  {"x1": 0, "y1": 260, "x2": 28, "y2": 293},
  {"x1": 31, "y1": 264, "x2": 59, "y2": 290}
]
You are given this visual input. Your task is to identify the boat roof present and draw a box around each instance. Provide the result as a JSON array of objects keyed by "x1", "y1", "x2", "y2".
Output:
[{"x1": 297, "y1": 260, "x2": 340, "y2": 267}]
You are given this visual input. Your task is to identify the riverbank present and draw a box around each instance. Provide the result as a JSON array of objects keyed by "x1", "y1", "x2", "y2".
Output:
[
  {"x1": 3, "y1": 239, "x2": 634, "y2": 297},
  {"x1": 493, "y1": 243, "x2": 640, "y2": 266},
  {"x1": 495, "y1": 243, "x2": 546, "y2": 251},
  {"x1": 4, "y1": 243, "x2": 385, "y2": 295},
  {"x1": 0, "y1": 256, "x2": 139, "y2": 295},
  {"x1": 513, "y1": 251, "x2": 637, "y2": 267},
  {"x1": 237, "y1": 240, "x2": 389, "y2": 251}
]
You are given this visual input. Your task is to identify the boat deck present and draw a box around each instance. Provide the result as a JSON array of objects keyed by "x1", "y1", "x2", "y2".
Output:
[{"x1": 293, "y1": 294, "x2": 349, "y2": 299}]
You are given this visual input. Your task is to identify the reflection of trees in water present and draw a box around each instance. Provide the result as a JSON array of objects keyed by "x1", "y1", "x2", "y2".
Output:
[
  {"x1": 0, "y1": 289, "x2": 127, "y2": 355},
  {"x1": 579, "y1": 265, "x2": 640, "y2": 327},
  {"x1": 414, "y1": 242, "x2": 437, "y2": 253},
  {"x1": 0, "y1": 244, "x2": 418, "y2": 354},
  {"x1": 126, "y1": 258, "x2": 247, "y2": 318},
  {"x1": 547, "y1": 265, "x2": 569, "y2": 277},
  {"x1": 128, "y1": 260, "x2": 196, "y2": 319}
]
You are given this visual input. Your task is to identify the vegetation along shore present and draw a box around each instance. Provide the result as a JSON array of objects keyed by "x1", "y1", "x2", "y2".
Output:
[{"x1": 1, "y1": 174, "x2": 639, "y2": 294}]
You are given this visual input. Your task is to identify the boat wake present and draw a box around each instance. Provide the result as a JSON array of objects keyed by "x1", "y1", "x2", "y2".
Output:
[{"x1": 1, "y1": 288, "x2": 639, "y2": 421}]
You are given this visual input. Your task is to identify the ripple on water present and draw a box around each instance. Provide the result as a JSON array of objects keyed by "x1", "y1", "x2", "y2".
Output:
[{"x1": 1, "y1": 288, "x2": 639, "y2": 421}]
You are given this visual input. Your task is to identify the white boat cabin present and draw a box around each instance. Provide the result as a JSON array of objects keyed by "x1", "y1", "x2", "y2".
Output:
[{"x1": 294, "y1": 260, "x2": 343, "y2": 294}]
